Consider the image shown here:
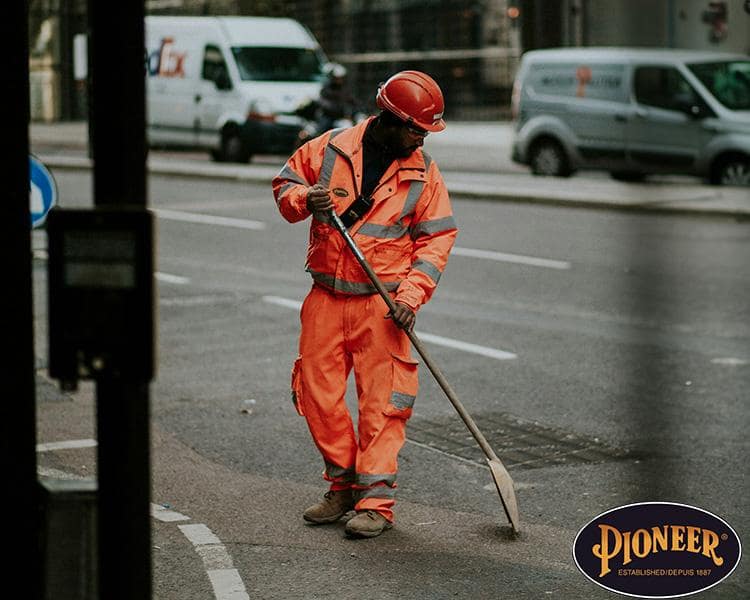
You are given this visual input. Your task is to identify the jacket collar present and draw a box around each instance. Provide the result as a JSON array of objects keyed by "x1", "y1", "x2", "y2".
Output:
[{"x1": 328, "y1": 116, "x2": 428, "y2": 173}]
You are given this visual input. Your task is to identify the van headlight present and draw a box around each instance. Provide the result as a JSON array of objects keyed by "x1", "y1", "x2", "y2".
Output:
[{"x1": 247, "y1": 100, "x2": 276, "y2": 123}]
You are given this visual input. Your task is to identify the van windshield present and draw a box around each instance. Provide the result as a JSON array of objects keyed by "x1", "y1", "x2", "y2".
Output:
[
  {"x1": 687, "y1": 60, "x2": 750, "y2": 110},
  {"x1": 231, "y1": 47, "x2": 324, "y2": 82}
]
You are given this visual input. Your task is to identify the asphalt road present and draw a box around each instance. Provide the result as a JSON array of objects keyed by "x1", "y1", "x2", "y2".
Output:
[{"x1": 34, "y1": 170, "x2": 749, "y2": 599}]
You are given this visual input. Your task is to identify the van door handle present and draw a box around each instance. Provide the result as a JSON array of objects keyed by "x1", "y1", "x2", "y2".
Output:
[
  {"x1": 614, "y1": 114, "x2": 627, "y2": 122},
  {"x1": 194, "y1": 94, "x2": 202, "y2": 103}
]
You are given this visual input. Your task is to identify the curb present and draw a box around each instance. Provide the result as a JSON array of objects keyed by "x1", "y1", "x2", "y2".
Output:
[
  {"x1": 447, "y1": 187, "x2": 750, "y2": 220},
  {"x1": 38, "y1": 154, "x2": 748, "y2": 220}
]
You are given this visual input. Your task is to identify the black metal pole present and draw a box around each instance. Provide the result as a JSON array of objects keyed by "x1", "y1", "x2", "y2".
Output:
[
  {"x1": 88, "y1": 1, "x2": 148, "y2": 206},
  {"x1": 87, "y1": 1, "x2": 152, "y2": 599},
  {"x1": 2, "y1": 1, "x2": 40, "y2": 599}
]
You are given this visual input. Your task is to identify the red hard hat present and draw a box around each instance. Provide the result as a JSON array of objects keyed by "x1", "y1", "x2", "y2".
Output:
[{"x1": 376, "y1": 70, "x2": 446, "y2": 132}]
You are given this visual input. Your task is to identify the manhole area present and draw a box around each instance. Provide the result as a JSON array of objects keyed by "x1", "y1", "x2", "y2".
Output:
[{"x1": 407, "y1": 413, "x2": 634, "y2": 470}]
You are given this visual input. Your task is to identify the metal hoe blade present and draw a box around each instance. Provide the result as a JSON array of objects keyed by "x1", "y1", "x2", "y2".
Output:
[{"x1": 488, "y1": 457, "x2": 520, "y2": 535}]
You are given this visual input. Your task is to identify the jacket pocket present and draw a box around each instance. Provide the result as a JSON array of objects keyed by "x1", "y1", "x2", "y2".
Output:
[
  {"x1": 371, "y1": 242, "x2": 406, "y2": 275},
  {"x1": 291, "y1": 356, "x2": 305, "y2": 416},
  {"x1": 383, "y1": 353, "x2": 419, "y2": 420}
]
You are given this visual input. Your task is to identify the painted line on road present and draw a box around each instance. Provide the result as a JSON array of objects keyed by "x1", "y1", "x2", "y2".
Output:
[
  {"x1": 180, "y1": 523, "x2": 222, "y2": 545},
  {"x1": 417, "y1": 332, "x2": 517, "y2": 360},
  {"x1": 262, "y1": 295, "x2": 517, "y2": 360},
  {"x1": 156, "y1": 271, "x2": 192, "y2": 285},
  {"x1": 151, "y1": 503, "x2": 191, "y2": 522},
  {"x1": 453, "y1": 246, "x2": 571, "y2": 270},
  {"x1": 179, "y1": 523, "x2": 250, "y2": 600},
  {"x1": 153, "y1": 208, "x2": 266, "y2": 230},
  {"x1": 711, "y1": 357, "x2": 749, "y2": 366},
  {"x1": 36, "y1": 438, "x2": 97, "y2": 452},
  {"x1": 262, "y1": 295, "x2": 304, "y2": 311}
]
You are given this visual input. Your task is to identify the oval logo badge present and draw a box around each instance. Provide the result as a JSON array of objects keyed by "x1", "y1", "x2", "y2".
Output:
[
  {"x1": 573, "y1": 502, "x2": 741, "y2": 598},
  {"x1": 332, "y1": 187, "x2": 349, "y2": 197}
]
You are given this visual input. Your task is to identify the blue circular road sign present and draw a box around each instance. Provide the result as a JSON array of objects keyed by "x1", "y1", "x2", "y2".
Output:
[{"x1": 30, "y1": 155, "x2": 57, "y2": 228}]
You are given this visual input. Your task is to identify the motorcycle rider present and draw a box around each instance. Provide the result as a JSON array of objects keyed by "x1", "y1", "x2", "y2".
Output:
[{"x1": 316, "y1": 63, "x2": 359, "y2": 133}]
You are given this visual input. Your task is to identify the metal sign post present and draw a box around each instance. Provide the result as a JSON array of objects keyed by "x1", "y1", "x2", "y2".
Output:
[
  {"x1": 87, "y1": 2, "x2": 152, "y2": 599},
  {"x1": 3, "y1": 1, "x2": 40, "y2": 599}
]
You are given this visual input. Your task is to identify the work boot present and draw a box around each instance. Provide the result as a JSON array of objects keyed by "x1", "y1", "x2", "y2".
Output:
[
  {"x1": 303, "y1": 489, "x2": 354, "y2": 524},
  {"x1": 344, "y1": 510, "x2": 393, "y2": 538}
]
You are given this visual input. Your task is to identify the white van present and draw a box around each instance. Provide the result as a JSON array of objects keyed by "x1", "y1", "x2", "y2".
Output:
[
  {"x1": 511, "y1": 48, "x2": 750, "y2": 186},
  {"x1": 145, "y1": 16, "x2": 327, "y2": 162}
]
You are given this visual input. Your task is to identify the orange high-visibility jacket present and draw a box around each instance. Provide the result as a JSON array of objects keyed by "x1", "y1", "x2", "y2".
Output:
[{"x1": 272, "y1": 118, "x2": 457, "y2": 311}]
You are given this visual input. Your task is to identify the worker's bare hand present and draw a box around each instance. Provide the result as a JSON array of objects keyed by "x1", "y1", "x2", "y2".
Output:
[
  {"x1": 306, "y1": 184, "x2": 334, "y2": 214},
  {"x1": 386, "y1": 302, "x2": 416, "y2": 332}
]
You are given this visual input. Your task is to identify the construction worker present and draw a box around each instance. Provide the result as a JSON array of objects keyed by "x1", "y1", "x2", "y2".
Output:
[{"x1": 272, "y1": 71, "x2": 457, "y2": 538}]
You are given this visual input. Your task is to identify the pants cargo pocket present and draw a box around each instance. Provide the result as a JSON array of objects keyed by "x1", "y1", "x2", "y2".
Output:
[
  {"x1": 291, "y1": 356, "x2": 305, "y2": 416},
  {"x1": 383, "y1": 353, "x2": 419, "y2": 420}
]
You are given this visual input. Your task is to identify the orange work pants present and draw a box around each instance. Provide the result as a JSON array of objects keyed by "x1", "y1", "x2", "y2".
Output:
[{"x1": 291, "y1": 285, "x2": 419, "y2": 522}]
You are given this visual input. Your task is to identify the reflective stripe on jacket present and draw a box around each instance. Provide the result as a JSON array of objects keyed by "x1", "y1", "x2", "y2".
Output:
[{"x1": 272, "y1": 117, "x2": 457, "y2": 312}]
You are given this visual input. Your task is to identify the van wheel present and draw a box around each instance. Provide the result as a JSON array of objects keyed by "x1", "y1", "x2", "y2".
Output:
[
  {"x1": 218, "y1": 130, "x2": 251, "y2": 163},
  {"x1": 711, "y1": 155, "x2": 750, "y2": 186},
  {"x1": 529, "y1": 139, "x2": 571, "y2": 177}
]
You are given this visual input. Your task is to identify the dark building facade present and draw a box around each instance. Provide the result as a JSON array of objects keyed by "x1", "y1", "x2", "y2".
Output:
[{"x1": 30, "y1": 0, "x2": 749, "y2": 122}]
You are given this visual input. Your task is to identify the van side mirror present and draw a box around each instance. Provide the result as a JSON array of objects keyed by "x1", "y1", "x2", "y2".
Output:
[
  {"x1": 215, "y1": 71, "x2": 232, "y2": 91},
  {"x1": 686, "y1": 104, "x2": 707, "y2": 119},
  {"x1": 674, "y1": 95, "x2": 708, "y2": 119}
]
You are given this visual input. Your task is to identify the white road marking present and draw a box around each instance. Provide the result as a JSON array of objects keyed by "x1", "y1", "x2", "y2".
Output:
[
  {"x1": 36, "y1": 438, "x2": 97, "y2": 452},
  {"x1": 156, "y1": 271, "x2": 192, "y2": 285},
  {"x1": 207, "y1": 570, "x2": 251, "y2": 600},
  {"x1": 178, "y1": 524, "x2": 250, "y2": 600},
  {"x1": 262, "y1": 295, "x2": 517, "y2": 360},
  {"x1": 160, "y1": 294, "x2": 232, "y2": 307},
  {"x1": 262, "y1": 295, "x2": 302, "y2": 310},
  {"x1": 151, "y1": 503, "x2": 190, "y2": 522},
  {"x1": 711, "y1": 357, "x2": 749, "y2": 366},
  {"x1": 453, "y1": 246, "x2": 571, "y2": 270},
  {"x1": 417, "y1": 332, "x2": 517, "y2": 360},
  {"x1": 153, "y1": 208, "x2": 265, "y2": 230},
  {"x1": 179, "y1": 523, "x2": 222, "y2": 546}
]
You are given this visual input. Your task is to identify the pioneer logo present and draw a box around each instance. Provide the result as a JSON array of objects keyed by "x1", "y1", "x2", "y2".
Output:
[{"x1": 574, "y1": 502, "x2": 741, "y2": 598}]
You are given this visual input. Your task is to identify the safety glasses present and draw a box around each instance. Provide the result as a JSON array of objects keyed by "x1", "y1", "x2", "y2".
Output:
[{"x1": 404, "y1": 122, "x2": 430, "y2": 138}]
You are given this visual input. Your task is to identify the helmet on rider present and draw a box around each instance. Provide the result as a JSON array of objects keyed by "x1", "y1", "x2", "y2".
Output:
[
  {"x1": 376, "y1": 70, "x2": 446, "y2": 133},
  {"x1": 323, "y1": 63, "x2": 348, "y2": 88}
]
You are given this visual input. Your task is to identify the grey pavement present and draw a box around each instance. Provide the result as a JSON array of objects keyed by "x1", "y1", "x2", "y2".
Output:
[{"x1": 30, "y1": 120, "x2": 749, "y2": 219}]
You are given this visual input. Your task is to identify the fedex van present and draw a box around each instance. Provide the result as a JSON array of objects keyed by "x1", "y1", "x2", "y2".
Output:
[
  {"x1": 145, "y1": 16, "x2": 328, "y2": 162},
  {"x1": 511, "y1": 48, "x2": 750, "y2": 186}
]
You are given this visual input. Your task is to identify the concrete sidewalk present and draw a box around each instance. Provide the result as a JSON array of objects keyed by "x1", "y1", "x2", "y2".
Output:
[{"x1": 30, "y1": 120, "x2": 749, "y2": 219}]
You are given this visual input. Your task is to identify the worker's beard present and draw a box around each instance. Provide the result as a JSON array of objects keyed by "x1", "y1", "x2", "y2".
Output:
[
  {"x1": 371, "y1": 117, "x2": 421, "y2": 159},
  {"x1": 393, "y1": 144, "x2": 419, "y2": 159}
]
